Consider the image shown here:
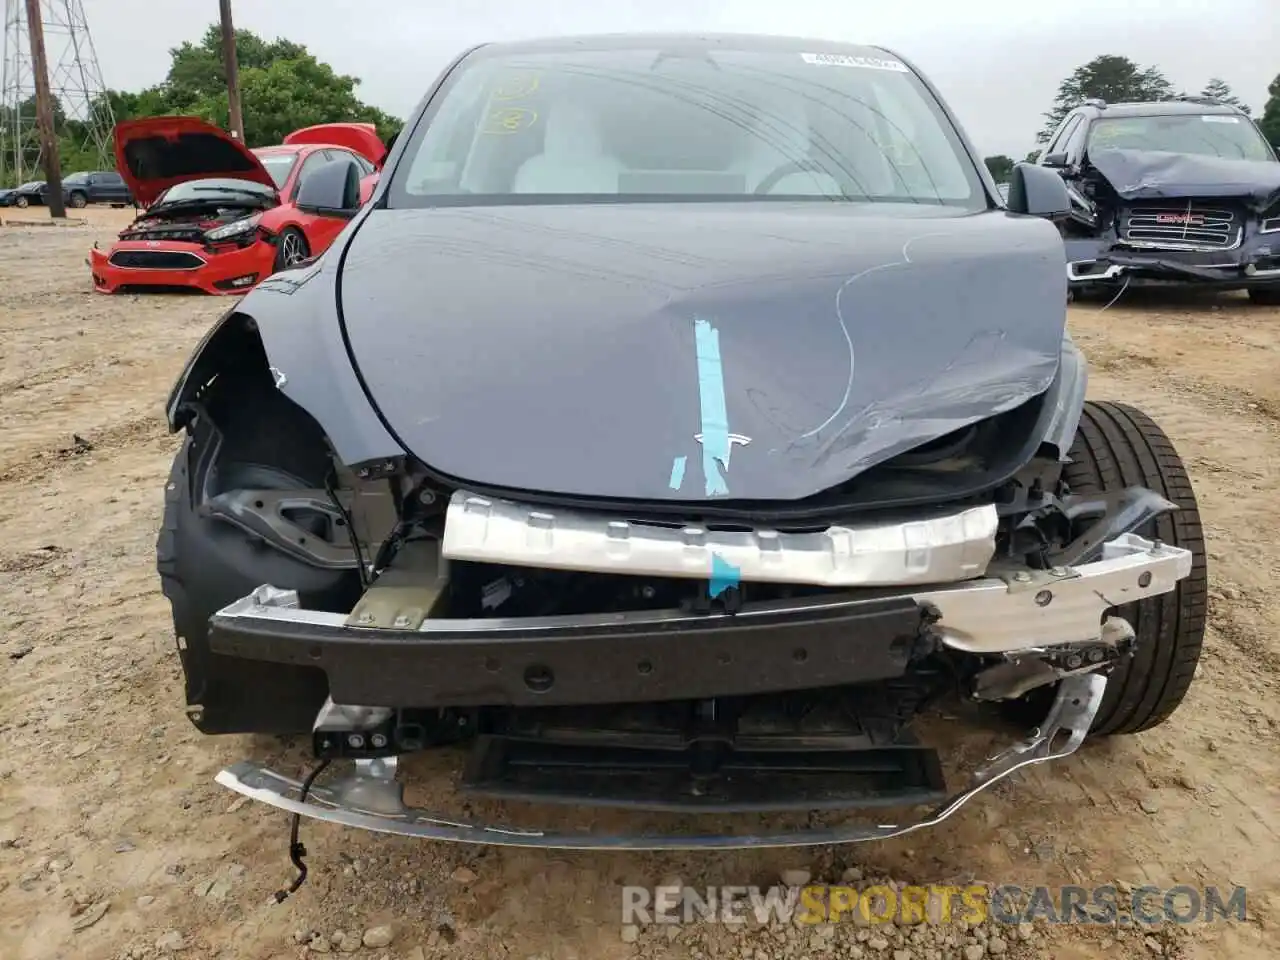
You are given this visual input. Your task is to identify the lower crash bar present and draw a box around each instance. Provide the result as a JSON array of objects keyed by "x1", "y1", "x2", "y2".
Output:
[{"x1": 215, "y1": 673, "x2": 1104, "y2": 851}]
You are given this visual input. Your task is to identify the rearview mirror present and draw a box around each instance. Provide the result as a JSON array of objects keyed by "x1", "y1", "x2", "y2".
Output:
[
  {"x1": 1006, "y1": 162, "x2": 1071, "y2": 218},
  {"x1": 296, "y1": 159, "x2": 361, "y2": 219}
]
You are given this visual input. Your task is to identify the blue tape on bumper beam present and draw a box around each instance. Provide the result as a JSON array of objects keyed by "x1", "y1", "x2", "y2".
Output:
[
  {"x1": 668, "y1": 455, "x2": 687, "y2": 491},
  {"x1": 709, "y1": 553, "x2": 741, "y2": 598},
  {"x1": 694, "y1": 317, "x2": 731, "y2": 497}
]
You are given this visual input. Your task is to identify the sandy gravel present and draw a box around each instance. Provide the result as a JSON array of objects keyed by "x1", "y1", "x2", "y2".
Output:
[{"x1": 1, "y1": 208, "x2": 1277, "y2": 960}]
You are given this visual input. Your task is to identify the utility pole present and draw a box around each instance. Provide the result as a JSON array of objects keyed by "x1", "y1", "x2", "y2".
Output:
[
  {"x1": 24, "y1": 0, "x2": 66, "y2": 217},
  {"x1": 218, "y1": 0, "x2": 244, "y2": 141}
]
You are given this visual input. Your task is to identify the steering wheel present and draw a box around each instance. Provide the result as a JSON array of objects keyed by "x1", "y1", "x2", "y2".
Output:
[{"x1": 752, "y1": 158, "x2": 831, "y2": 195}]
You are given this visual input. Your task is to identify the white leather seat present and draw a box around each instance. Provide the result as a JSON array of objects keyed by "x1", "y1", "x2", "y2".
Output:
[{"x1": 511, "y1": 101, "x2": 624, "y2": 194}]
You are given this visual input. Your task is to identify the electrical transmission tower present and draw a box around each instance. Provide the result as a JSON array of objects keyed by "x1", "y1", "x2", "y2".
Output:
[{"x1": 2, "y1": 0, "x2": 115, "y2": 183}]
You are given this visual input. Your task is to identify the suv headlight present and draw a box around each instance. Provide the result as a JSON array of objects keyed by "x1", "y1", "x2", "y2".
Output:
[{"x1": 205, "y1": 212, "x2": 263, "y2": 242}]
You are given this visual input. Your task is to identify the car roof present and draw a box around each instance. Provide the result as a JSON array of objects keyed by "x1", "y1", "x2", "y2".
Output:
[
  {"x1": 1082, "y1": 100, "x2": 1245, "y2": 119},
  {"x1": 473, "y1": 31, "x2": 898, "y2": 61},
  {"x1": 254, "y1": 143, "x2": 360, "y2": 158}
]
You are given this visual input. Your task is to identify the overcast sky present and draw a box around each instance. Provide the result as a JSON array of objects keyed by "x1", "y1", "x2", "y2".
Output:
[{"x1": 75, "y1": 0, "x2": 1280, "y2": 158}]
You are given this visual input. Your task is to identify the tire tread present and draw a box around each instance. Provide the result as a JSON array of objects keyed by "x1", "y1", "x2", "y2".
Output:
[{"x1": 1063, "y1": 401, "x2": 1207, "y2": 735}]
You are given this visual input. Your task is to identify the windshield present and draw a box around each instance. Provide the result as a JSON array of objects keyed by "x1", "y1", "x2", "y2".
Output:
[
  {"x1": 389, "y1": 44, "x2": 984, "y2": 208},
  {"x1": 63, "y1": 173, "x2": 88, "y2": 184},
  {"x1": 1087, "y1": 114, "x2": 1275, "y2": 162},
  {"x1": 151, "y1": 178, "x2": 276, "y2": 208},
  {"x1": 255, "y1": 152, "x2": 298, "y2": 188}
]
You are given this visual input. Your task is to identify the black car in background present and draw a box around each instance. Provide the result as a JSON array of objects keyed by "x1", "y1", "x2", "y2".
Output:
[
  {"x1": 54, "y1": 170, "x2": 134, "y2": 207},
  {"x1": 2, "y1": 181, "x2": 46, "y2": 208},
  {"x1": 1041, "y1": 97, "x2": 1280, "y2": 304}
]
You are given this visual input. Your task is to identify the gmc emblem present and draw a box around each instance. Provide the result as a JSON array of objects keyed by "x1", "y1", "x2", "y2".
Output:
[{"x1": 1155, "y1": 214, "x2": 1205, "y2": 226}]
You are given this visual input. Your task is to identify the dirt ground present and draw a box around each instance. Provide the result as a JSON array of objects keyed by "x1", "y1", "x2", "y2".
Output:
[{"x1": 1, "y1": 207, "x2": 1277, "y2": 960}]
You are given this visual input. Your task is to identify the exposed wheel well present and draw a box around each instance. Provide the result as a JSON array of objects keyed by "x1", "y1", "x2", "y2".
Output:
[{"x1": 171, "y1": 312, "x2": 312, "y2": 435}]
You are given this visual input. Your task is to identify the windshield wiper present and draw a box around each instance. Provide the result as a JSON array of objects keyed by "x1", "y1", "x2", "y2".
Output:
[{"x1": 184, "y1": 186, "x2": 272, "y2": 198}]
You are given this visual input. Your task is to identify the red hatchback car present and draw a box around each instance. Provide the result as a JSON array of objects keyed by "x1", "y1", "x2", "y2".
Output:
[{"x1": 89, "y1": 117, "x2": 383, "y2": 295}]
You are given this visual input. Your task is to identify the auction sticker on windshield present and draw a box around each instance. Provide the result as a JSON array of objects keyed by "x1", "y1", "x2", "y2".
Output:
[
  {"x1": 800, "y1": 52, "x2": 908, "y2": 72},
  {"x1": 1201, "y1": 115, "x2": 1241, "y2": 123}
]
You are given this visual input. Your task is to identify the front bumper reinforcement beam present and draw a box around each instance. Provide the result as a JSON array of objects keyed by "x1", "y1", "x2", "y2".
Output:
[{"x1": 214, "y1": 673, "x2": 1105, "y2": 851}]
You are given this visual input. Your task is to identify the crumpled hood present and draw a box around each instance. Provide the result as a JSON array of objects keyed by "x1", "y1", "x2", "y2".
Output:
[
  {"x1": 1088, "y1": 147, "x2": 1280, "y2": 212},
  {"x1": 338, "y1": 203, "x2": 1067, "y2": 502}
]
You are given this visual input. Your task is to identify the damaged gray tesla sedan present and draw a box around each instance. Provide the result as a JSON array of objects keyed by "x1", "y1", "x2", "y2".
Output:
[{"x1": 158, "y1": 33, "x2": 1206, "y2": 861}]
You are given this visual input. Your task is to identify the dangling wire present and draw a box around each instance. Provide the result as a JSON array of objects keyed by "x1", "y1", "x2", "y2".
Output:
[
  {"x1": 273, "y1": 758, "x2": 332, "y2": 903},
  {"x1": 1097, "y1": 274, "x2": 1131, "y2": 312},
  {"x1": 326, "y1": 471, "x2": 369, "y2": 588}
]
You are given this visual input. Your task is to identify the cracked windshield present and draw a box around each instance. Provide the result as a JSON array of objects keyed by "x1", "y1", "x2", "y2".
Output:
[{"x1": 394, "y1": 46, "x2": 983, "y2": 205}]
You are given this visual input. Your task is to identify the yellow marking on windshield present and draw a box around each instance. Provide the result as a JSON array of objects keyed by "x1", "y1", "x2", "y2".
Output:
[
  {"x1": 492, "y1": 73, "x2": 540, "y2": 101},
  {"x1": 481, "y1": 107, "x2": 538, "y2": 135}
]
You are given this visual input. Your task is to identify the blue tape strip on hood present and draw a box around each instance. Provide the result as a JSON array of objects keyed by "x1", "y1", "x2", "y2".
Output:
[
  {"x1": 694, "y1": 317, "x2": 731, "y2": 496},
  {"x1": 668, "y1": 455, "x2": 687, "y2": 491}
]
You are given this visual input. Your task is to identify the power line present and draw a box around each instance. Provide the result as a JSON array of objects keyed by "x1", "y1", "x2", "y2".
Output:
[{"x1": 2, "y1": 0, "x2": 115, "y2": 187}]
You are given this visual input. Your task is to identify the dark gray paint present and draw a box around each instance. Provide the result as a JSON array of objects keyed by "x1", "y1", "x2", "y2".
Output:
[
  {"x1": 335, "y1": 203, "x2": 1067, "y2": 502},
  {"x1": 1041, "y1": 334, "x2": 1088, "y2": 458},
  {"x1": 168, "y1": 33, "x2": 1078, "y2": 499},
  {"x1": 1088, "y1": 147, "x2": 1280, "y2": 211},
  {"x1": 171, "y1": 253, "x2": 405, "y2": 465}
]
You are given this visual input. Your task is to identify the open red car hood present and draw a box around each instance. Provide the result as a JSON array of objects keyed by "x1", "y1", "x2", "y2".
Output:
[
  {"x1": 114, "y1": 116, "x2": 276, "y2": 207},
  {"x1": 283, "y1": 122, "x2": 386, "y2": 168}
]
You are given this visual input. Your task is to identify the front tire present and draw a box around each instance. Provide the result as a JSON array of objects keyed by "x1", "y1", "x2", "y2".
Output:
[
  {"x1": 1247, "y1": 286, "x2": 1280, "y2": 307},
  {"x1": 68, "y1": 191, "x2": 87, "y2": 209},
  {"x1": 1063, "y1": 401, "x2": 1208, "y2": 735},
  {"x1": 156, "y1": 382, "x2": 360, "y2": 734},
  {"x1": 14, "y1": 195, "x2": 27, "y2": 208},
  {"x1": 273, "y1": 226, "x2": 310, "y2": 272}
]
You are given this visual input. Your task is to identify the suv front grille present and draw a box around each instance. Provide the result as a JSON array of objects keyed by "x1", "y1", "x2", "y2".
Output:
[
  {"x1": 108, "y1": 250, "x2": 205, "y2": 270},
  {"x1": 1120, "y1": 204, "x2": 1240, "y2": 251}
]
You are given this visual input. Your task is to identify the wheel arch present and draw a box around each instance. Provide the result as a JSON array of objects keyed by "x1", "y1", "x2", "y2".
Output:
[
  {"x1": 165, "y1": 281, "x2": 402, "y2": 468},
  {"x1": 1037, "y1": 334, "x2": 1089, "y2": 460}
]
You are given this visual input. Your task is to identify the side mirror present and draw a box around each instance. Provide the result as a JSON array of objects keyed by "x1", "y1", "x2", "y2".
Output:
[
  {"x1": 1041, "y1": 152, "x2": 1069, "y2": 168},
  {"x1": 296, "y1": 159, "x2": 361, "y2": 219},
  {"x1": 1006, "y1": 162, "x2": 1071, "y2": 218}
]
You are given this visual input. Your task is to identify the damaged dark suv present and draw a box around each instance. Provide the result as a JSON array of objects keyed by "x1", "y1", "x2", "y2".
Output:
[
  {"x1": 1044, "y1": 97, "x2": 1280, "y2": 303},
  {"x1": 158, "y1": 33, "x2": 1206, "y2": 854}
]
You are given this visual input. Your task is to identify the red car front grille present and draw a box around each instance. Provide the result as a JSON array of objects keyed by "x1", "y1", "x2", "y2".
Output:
[{"x1": 108, "y1": 250, "x2": 206, "y2": 270}]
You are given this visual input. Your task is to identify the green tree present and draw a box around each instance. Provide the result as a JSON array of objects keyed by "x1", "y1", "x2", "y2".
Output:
[
  {"x1": 1039, "y1": 55, "x2": 1173, "y2": 143},
  {"x1": 6, "y1": 26, "x2": 403, "y2": 181},
  {"x1": 162, "y1": 26, "x2": 308, "y2": 111},
  {"x1": 1199, "y1": 77, "x2": 1250, "y2": 115},
  {"x1": 158, "y1": 26, "x2": 400, "y2": 146},
  {"x1": 1024, "y1": 149, "x2": 1041, "y2": 164},
  {"x1": 1259, "y1": 73, "x2": 1280, "y2": 147},
  {"x1": 983, "y1": 155, "x2": 1015, "y2": 183}
]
